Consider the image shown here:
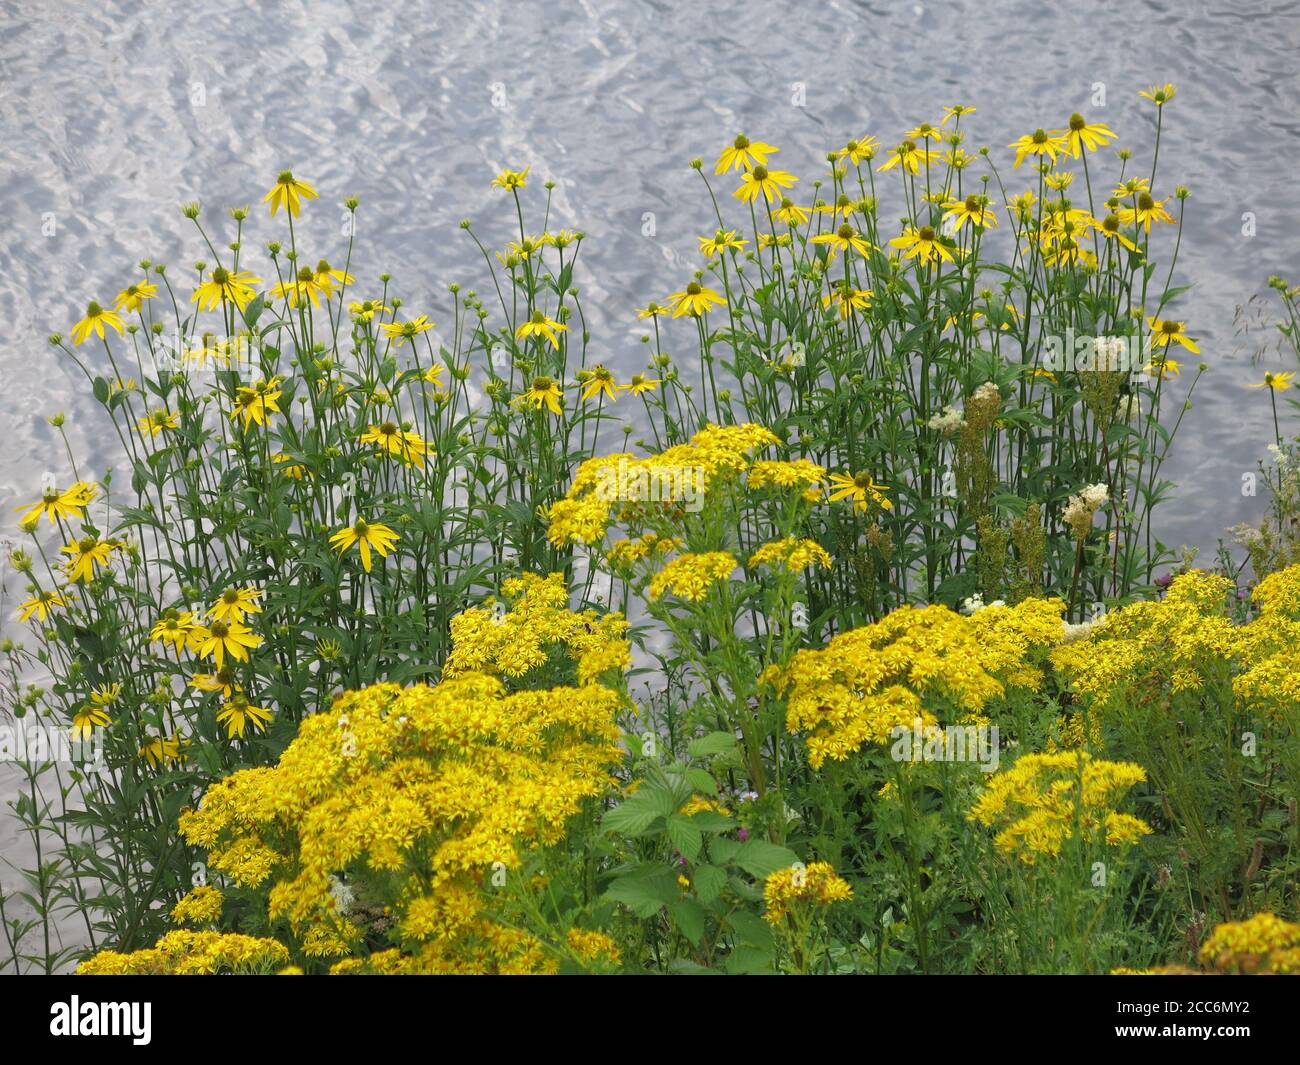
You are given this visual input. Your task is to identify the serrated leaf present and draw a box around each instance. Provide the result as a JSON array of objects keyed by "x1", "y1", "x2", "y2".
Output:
[{"x1": 688, "y1": 731, "x2": 737, "y2": 758}]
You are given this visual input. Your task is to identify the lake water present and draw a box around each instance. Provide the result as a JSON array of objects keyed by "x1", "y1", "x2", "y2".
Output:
[{"x1": 1, "y1": 0, "x2": 1299, "y2": 968}]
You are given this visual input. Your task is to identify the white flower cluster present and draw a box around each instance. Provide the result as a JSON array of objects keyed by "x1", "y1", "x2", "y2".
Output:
[
  {"x1": 1061, "y1": 618, "x2": 1101, "y2": 643},
  {"x1": 1062, "y1": 483, "x2": 1109, "y2": 538},
  {"x1": 927, "y1": 404, "x2": 964, "y2": 433},
  {"x1": 959, "y1": 592, "x2": 1005, "y2": 615}
]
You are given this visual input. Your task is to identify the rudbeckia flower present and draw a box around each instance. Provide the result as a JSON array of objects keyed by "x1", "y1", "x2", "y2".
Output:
[
  {"x1": 359, "y1": 422, "x2": 430, "y2": 466},
  {"x1": 833, "y1": 135, "x2": 878, "y2": 166},
  {"x1": 579, "y1": 366, "x2": 620, "y2": 403},
  {"x1": 216, "y1": 695, "x2": 273, "y2": 740},
  {"x1": 1139, "y1": 83, "x2": 1177, "y2": 106},
  {"x1": 1249, "y1": 372, "x2": 1296, "y2": 391},
  {"x1": 811, "y1": 223, "x2": 876, "y2": 259},
  {"x1": 17, "y1": 590, "x2": 67, "y2": 623},
  {"x1": 272, "y1": 267, "x2": 333, "y2": 309},
  {"x1": 139, "y1": 734, "x2": 183, "y2": 768},
  {"x1": 263, "y1": 170, "x2": 319, "y2": 217},
  {"x1": 313, "y1": 259, "x2": 354, "y2": 291},
  {"x1": 625, "y1": 373, "x2": 660, "y2": 395},
  {"x1": 70, "y1": 705, "x2": 111, "y2": 742},
  {"x1": 1147, "y1": 317, "x2": 1200, "y2": 354},
  {"x1": 60, "y1": 537, "x2": 119, "y2": 583},
  {"x1": 514, "y1": 376, "x2": 564, "y2": 416},
  {"x1": 822, "y1": 286, "x2": 873, "y2": 319},
  {"x1": 942, "y1": 194, "x2": 999, "y2": 231},
  {"x1": 207, "y1": 587, "x2": 265, "y2": 625},
  {"x1": 698, "y1": 229, "x2": 747, "y2": 257},
  {"x1": 113, "y1": 282, "x2": 157, "y2": 312},
  {"x1": 889, "y1": 225, "x2": 955, "y2": 266},
  {"x1": 191, "y1": 619, "x2": 263, "y2": 667},
  {"x1": 17, "y1": 481, "x2": 95, "y2": 528},
  {"x1": 348, "y1": 299, "x2": 389, "y2": 322},
  {"x1": 636, "y1": 302, "x2": 668, "y2": 319},
  {"x1": 491, "y1": 166, "x2": 530, "y2": 190},
  {"x1": 191, "y1": 667, "x2": 240, "y2": 699},
  {"x1": 1094, "y1": 214, "x2": 1139, "y2": 252},
  {"x1": 329, "y1": 517, "x2": 400, "y2": 573},
  {"x1": 229, "y1": 379, "x2": 283, "y2": 429},
  {"x1": 151, "y1": 609, "x2": 200, "y2": 654},
  {"x1": 877, "y1": 141, "x2": 930, "y2": 175},
  {"x1": 135, "y1": 409, "x2": 179, "y2": 438},
  {"x1": 1008, "y1": 129, "x2": 1067, "y2": 169},
  {"x1": 904, "y1": 122, "x2": 944, "y2": 143},
  {"x1": 192, "y1": 268, "x2": 262, "y2": 312},
  {"x1": 733, "y1": 165, "x2": 797, "y2": 205},
  {"x1": 827, "y1": 471, "x2": 893, "y2": 512},
  {"x1": 773, "y1": 198, "x2": 810, "y2": 227},
  {"x1": 515, "y1": 310, "x2": 567, "y2": 348},
  {"x1": 715, "y1": 134, "x2": 778, "y2": 174},
  {"x1": 1118, "y1": 192, "x2": 1175, "y2": 233},
  {"x1": 70, "y1": 302, "x2": 125, "y2": 345},
  {"x1": 1055, "y1": 113, "x2": 1117, "y2": 158},
  {"x1": 380, "y1": 315, "x2": 434, "y2": 346},
  {"x1": 667, "y1": 282, "x2": 725, "y2": 318}
]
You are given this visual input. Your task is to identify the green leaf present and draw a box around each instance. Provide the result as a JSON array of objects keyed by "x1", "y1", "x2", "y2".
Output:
[
  {"x1": 665, "y1": 814, "x2": 703, "y2": 861},
  {"x1": 692, "y1": 863, "x2": 727, "y2": 904},
  {"x1": 603, "y1": 865, "x2": 679, "y2": 918},
  {"x1": 92, "y1": 377, "x2": 110, "y2": 404},
  {"x1": 687, "y1": 731, "x2": 737, "y2": 758},
  {"x1": 669, "y1": 898, "x2": 706, "y2": 946},
  {"x1": 733, "y1": 840, "x2": 799, "y2": 879}
]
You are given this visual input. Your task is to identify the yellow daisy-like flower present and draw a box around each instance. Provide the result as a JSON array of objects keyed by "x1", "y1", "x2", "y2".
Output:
[
  {"x1": 1055, "y1": 113, "x2": 1116, "y2": 158},
  {"x1": 190, "y1": 667, "x2": 241, "y2": 699},
  {"x1": 139, "y1": 734, "x2": 183, "y2": 768},
  {"x1": 698, "y1": 229, "x2": 748, "y2": 257},
  {"x1": 636, "y1": 302, "x2": 668, "y2": 320},
  {"x1": 748, "y1": 537, "x2": 833, "y2": 573},
  {"x1": 1117, "y1": 192, "x2": 1175, "y2": 233},
  {"x1": 1139, "y1": 83, "x2": 1177, "y2": 106},
  {"x1": 625, "y1": 373, "x2": 660, "y2": 396},
  {"x1": 647, "y1": 551, "x2": 738, "y2": 602},
  {"x1": 348, "y1": 298, "x2": 389, "y2": 322},
  {"x1": 810, "y1": 223, "x2": 875, "y2": 260},
  {"x1": 515, "y1": 310, "x2": 567, "y2": 349},
  {"x1": 359, "y1": 422, "x2": 430, "y2": 466},
  {"x1": 579, "y1": 366, "x2": 620, "y2": 404},
  {"x1": 666, "y1": 282, "x2": 725, "y2": 318},
  {"x1": 70, "y1": 301, "x2": 125, "y2": 345},
  {"x1": 1249, "y1": 371, "x2": 1296, "y2": 392},
  {"x1": 380, "y1": 314, "x2": 434, "y2": 347},
  {"x1": 491, "y1": 166, "x2": 530, "y2": 190},
  {"x1": 16, "y1": 480, "x2": 95, "y2": 528},
  {"x1": 877, "y1": 141, "x2": 929, "y2": 174},
  {"x1": 263, "y1": 170, "x2": 319, "y2": 217},
  {"x1": 150, "y1": 609, "x2": 200, "y2": 654},
  {"x1": 329, "y1": 517, "x2": 400, "y2": 573},
  {"x1": 60, "y1": 536, "x2": 118, "y2": 583},
  {"x1": 942, "y1": 194, "x2": 999, "y2": 231},
  {"x1": 190, "y1": 619, "x2": 263, "y2": 668},
  {"x1": 272, "y1": 452, "x2": 307, "y2": 479},
  {"x1": 207, "y1": 587, "x2": 265, "y2": 625},
  {"x1": 514, "y1": 376, "x2": 564, "y2": 416},
  {"x1": 889, "y1": 225, "x2": 955, "y2": 266},
  {"x1": 192, "y1": 268, "x2": 262, "y2": 313},
  {"x1": 135, "y1": 409, "x2": 179, "y2": 438},
  {"x1": 1144, "y1": 356, "x2": 1182, "y2": 381},
  {"x1": 18, "y1": 590, "x2": 68, "y2": 624},
  {"x1": 1146, "y1": 317, "x2": 1200, "y2": 354},
  {"x1": 1095, "y1": 214, "x2": 1139, "y2": 252},
  {"x1": 774, "y1": 197, "x2": 810, "y2": 227},
  {"x1": 822, "y1": 285, "x2": 873, "y2": 319},
  {"x1": 229, "y1": 379, "x2": 283, "y2": 429},
  {"x1": 216, "y1": 695, "x2": 273, "y2": 740},
  {"x1": 715, "y1": 134, "x2": 778, "y2": 174},
  {"x1": 734, "y1": 165, "x2": 797, "y2": 205},
  {"x1": 272, "y1": 267, "x2": 333, "y2": 309},
  {"x1": 834, "y1": 134, "x2": 879, "y2": 166},
  {"x1": 1008, "y1": 128, "x2": 1067, "y2": 169},
  {"x1": 113, "y1": 281, "x2": 158, "y2": 313},
  {"x1": 70, "y1": 705, "x2": 111, "y2": 742},
  {"x1": 826, "y1": 471, "x2": 892, "y2": 512}
]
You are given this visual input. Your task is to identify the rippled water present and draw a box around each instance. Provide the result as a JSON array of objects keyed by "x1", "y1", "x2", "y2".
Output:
[{"x1": 1, "y1": 0, "x2": 1299, "y2": 964}]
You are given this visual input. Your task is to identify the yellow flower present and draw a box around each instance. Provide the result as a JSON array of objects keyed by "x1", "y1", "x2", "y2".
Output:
[
  {"x1": 1095, "y1": 214, "x2": 1139, "y2": 252},
  {"x1": 1138, "y1": 83, "x2": 1177, "y2": 106},
  {"x1": 889, "y1": 225, "x2": 955, "y2": 266},
  {"x1": 329, "y1": 517, "x2": 400, "y2": 572},
  {"x1": 135, "y1": 409, "x2": 179, "y2": 438},
  {"x1": 492, "y1": 166, "x2": 530, "y2": 190},
  {"x1": 515, "y1": 310, "x2": 567, "y2": 348},
  {"x1": 827, "y1": 471, "x2": 892, "y2": 511},
  {"x1": 18, "y1": 590, "x2": 67, "y2": 623},
  {"x1": 229, "y1": 378, "x2": 283, "y2": 429},
  {"x1": 1145, "y1": 317, "x2": 1199, "y2": 354},
  {"x1": 1008, "y1": 128, "x2": 1067, "y2": 169},
  {"x1": 216, "y1": 695, "x2": 273, "y2": 739},
  {"x1": 70, "y1": 301, "x2": 125, "y2": 345},
  {"x1": 698, "y1": 229, "x2": 748, "y2": 257},
  {"x1": 666, "y1": 282, "x2": 725, "y2": 318},
  {"x1": 774, "y1": 198, "x2": 810, "y2": 227},
  {"x1": 1249, "y1": 371, "x2": 1296, "y2": 391},
  {"x1": 191, "y1": 667, "x2": 240, "y2": 699},
  {"x1": 733, "y1": 165, "x2": 797, "y2": 205},
  {"x1": 748, "y1": 537, "x2": 832, "y2": 572},
  {"x1": 833, "y1": 134, "x2": 879, "y2": 166},
  {"x1": 60, "y1": 536, "x2": 118, "y2": 583},
  {"x1": 349, "y1": 298, "x2": 389, "y2": 322},
  {"x1": 877, "y1": 141, "x2": 930, "y2": 174},
  {"x1": 171, "y1": 886, "x2": 224, "y2": 927},
  {"x1": 811, "y1": 223, "x2": 875, "y2": 259},
  {"x1": 208, "y1": 587, "x2": 265, "y2": 625},
  {"x1": 1054, "y1": 113, "x2": 1117, "y2": 157},
  {"x1": 715, "y1": 134, "x2": 778, "y2": 174},
  {"x1": 139, "y1": 734, "x2": 184, "y2": 769},
  {"x1": 579, "y1": 366, "x2": 620, "y2": 404},
  {"x1": 822, "y1": 286, "x2": 873, "y2": 319},
  {"x1": 151, "y1": 609, "x2": 201, "y2": 654},
  {"x1": 272, "y1": 267, "x2": 333, "y2": 308},
  {"x1": 514, "y1": 376, "x2": 564, "y2": 416},
  {"x1": 625, "y1": 373, "x2": 660, "y2": 396},
  {"x1": 636, "y1": 302, "x2": 668, "y2": 319},
  {"x1": 192, "y1": 268, "x2": 261, "y2": 313},
  {"x1": 647, "y1": 552, "x2": 737, "y2": 601},
  {"x1": 191, "y1": 619, "x2": 263, "y2": 667},
  {"x1": 942, "y1": 194, "x2": 999, "y2": 231},
  {"x1": 380, "y1": 314, "x2": 434, "y2": 346},
  {"x1": 70, "y1": 704, "x2": 111, "y2": 742},
  {"x1": 272, "y1": 452, "x2": 307, "y2": 478},
  {"x1": 113, "y1": 281, "x2": 157, "y2": 312},
  {"x1": 1117, "y1": 192, "x2": 1174, "y2": 233},
  {"x1": 263, "y1": 170, "x2": 319, "y2": 216},
  {"x1": 17, "y1": 480, "x2": 95, "y2": 528},
  {"x1": 359, "y1": 422, "x2": 430, "y2": 466},
  {"x1": 763, "y1": 862, "x2": 853, "y2": 924}
]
